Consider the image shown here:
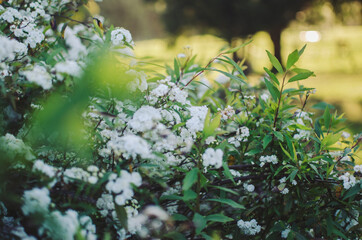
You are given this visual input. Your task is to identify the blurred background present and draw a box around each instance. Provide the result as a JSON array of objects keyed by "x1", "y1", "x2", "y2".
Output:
[{"x1": 91, "y1": 0, "x2": 361, "y2": 133}]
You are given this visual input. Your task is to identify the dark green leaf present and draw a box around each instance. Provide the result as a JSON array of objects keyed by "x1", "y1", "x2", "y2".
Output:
[
  {"x1": 210, "y1": 186, "x2": 239, "y2": 195},
  {"x1": 264, "y1": 67, "x2": 280, "y2": 86},
  {"x1": 264, "y1": 78, "x2": 280, "y2": 102},
  {"x1": 183, "y1": 189, "x2": 197, "y2": 201},
  {"x1": 323, "y1": 105, "x2": 331, "y2": 130},
  {"x1": 182, "y1": 168, "x2": 199, "y2": 191},
  {"x1": 163, "y1": 231, "x2": 187, "y2": 240},
  {"x1": 172, "y1": 214, "x2": 189, "y2": 221},
  {"x1": 206, "y1": 214, "x2": 234, "y2": 223},
  {"x1": 263, "y1": 135, "x2": 273, "y2": 149},
  {"x1": 193, "y1": 213, "x2": 207, "y2": 234},
  {"x1": 298, "y1": 44, "x2": 307, "y2": 56},
  {"x1": 207, "y1": 198, "x2": 245, "y2": 209},
  {"x1": 114, "y1": 204, "x2": 128, "y2": 230}
]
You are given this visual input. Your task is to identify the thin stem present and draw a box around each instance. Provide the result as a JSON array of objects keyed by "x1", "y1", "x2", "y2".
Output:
[
  {"x1": 181, "y1": 52, "x2": 223, "y2": 90},
  {"x1": 273, "y1": 72, "x2": 288, "y2": 128}
]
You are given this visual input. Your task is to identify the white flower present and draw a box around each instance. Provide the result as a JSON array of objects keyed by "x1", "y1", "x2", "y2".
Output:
[
  {"x1": 42, "y1": 210, "x2": 79, "y2": 240},
  {"x1": 338, "y1": 172, "x2": 356, "y2": 190},
  {"x1": 63, "y1": 167, "x2": 90, "y2": 184},
  {"x1": 0, "y1": 36, "x2": 28, "y2": 62},
  {"x1": 111, "y1": 27, "x2": 134, "y2": 46},
  {"x1": 202, "y1": 148, "x2": 223, "y2": 169},
  {"x1": 33, "y1": 160, "x2": 56, "y2": 178},
  {"x1": 259, "y1": 155, "x2": 278, "y2": 167},
  {"x1": 126, "y1": 69, "x2": 148, "y2": 92},
  {"x1": 228, "y1": 126, "x2": 250, "y2": 147},
  {"x1": 281, "y1": 227, "x2": 291, "y2": 238},
  {"x1": 128, "y1": 106, "x2": 161, "y2": 132},
  {"x1": 54, "y1": 60, "x2": 82, "y2": 77},
  {"x1": 218, "y1": 105, "x2": 235, "y2": 120},
  {"x1": 237, "y1": 219, "x2": 261, "y2": 235},
  {"x1": 341, "y1": 131, "x2": 351, "y2": 139},
  {"x1": 354, "y1": 165, "x2": 362, "y2": 173},
  {"x1": 186, "y1": 106, "x2": 208, "y2": 133},
  {"x1": 22, "y1": 65, "x2": 52, "y2": 90},
  {"x1": 244, "y1": 183, "x2": 255, "y2": 192},
  {"x1": 281, "y1": 188, "x2": 289, "y2": 195},
  {"x1": 22, "y1": 187, "x2": 50, "y2": 215}
]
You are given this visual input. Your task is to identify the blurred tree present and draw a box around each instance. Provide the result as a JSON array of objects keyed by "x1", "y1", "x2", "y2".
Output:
[{"x1": 145, "y1": 0, "x2": 361, "y2": 65}]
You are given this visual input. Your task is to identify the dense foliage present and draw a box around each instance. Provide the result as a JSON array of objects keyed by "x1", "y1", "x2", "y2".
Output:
[{"x1": 0, "y1": 1, "x2": 361, "y2": 239}]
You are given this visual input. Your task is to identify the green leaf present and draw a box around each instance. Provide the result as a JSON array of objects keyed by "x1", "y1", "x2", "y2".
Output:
[
  {"x1": 222, "y1": 161, "x2": 235, "y2": 185},
  {"x1": 264, "y1": 78, "x2": 280, "y2": 102},
  {"x1": 286, "y1": 50, "x2": 299, "y2": 70},
  {"x1": 193, "y1": 213, "x2": 207, "y2": 234},
  {"x1": 206, "y1": 214, "x2": 234, "y2": 223},
  {"x1": 114, "y1": 204, "x2": 128, "y2": 230},
  {"x1": 183, "y1": 189, "x2": 197, "y2": 201},
  {"x1": 322, "y1": 133, "x2": 342, "y2": 148},
  {"x1": 172, "y1": 214, "x2": 189, "y2": 221},
  {"x1": 206, "y1": 68, "x2": 246, "y2": 85},
  {"x1": 263, "y1": 135, "x2": 273, "y2": 149},
  {"x1": 224, "y1": 39, "x2": 253, "y2": 54},
  {"x1": 182, "y1": 168, "x2": 199, "y2": 191},
  {"x1": 163, "y1": 231, "x2": 187, "y2": 240},
  {"x1": 289, "y1": 169, "x2": 298, "y2": 182},
  {"x1": 210, "y1": 185, "x2": 239, "y2": 195},
  {"x1": 174, "y1": 58, "x2": 180, "y2": 80},
  {"x1": 288, "y1": 71, "x2": 314, "y2": 83},
  {"x1": 273, "y1": 131, "x2": 284, "y2": 142},
  {"x1": 323, "y1": 105, "x2": 331, "y2": 130},
  {"x1": 342, "y1": 183, "x2": 361, "y2": 200},
  {"x1": 298, "y1": 44, "x2": 307, "y2": 56},
  {"x1": 264, "y1": 67, "x2": 280, "y2": 86},
  {"x1": 207, "y1": 198, "x2": 245, "y2": 209},
  {"x1": 200, "y1": 233, "x2": 213, "y2": 240},
  {"x1": 222, "y1": 55, "x2": 247, "y2": 80},
  {"x1": 266, "y1": 50, "x2": 284, "y2": 74}
]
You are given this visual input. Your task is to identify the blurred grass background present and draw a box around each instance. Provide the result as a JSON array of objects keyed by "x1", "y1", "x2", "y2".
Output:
[{"x1": 91, "y1": 0, "x2": 362, "y2": 137}]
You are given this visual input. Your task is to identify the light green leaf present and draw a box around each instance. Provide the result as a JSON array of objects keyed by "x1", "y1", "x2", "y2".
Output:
[
  {"x1": 288, "y1": 71, "x2": 314, "y2": 83},
  {"x1": 298, "y1": 44, "x2": 307, "y2": 56},
  {"x1": 183, "y1": 189, "x2": 197, "y2": 201},
  {"x1": 222, "y1": 55, "x2": 247, "y2": 80},
  {"x1": 323, "y1": 105, "x2": 331, "y2": 130},
  {"x1": 210, "y1": 185, "x2": 239, "y2": 195},
  {"x1": 266, "y1": 50, "x2": 284, "y2": 74},
  {"x1": 224, "y1": 39, "x2": 253, "y2": 54},
  {"x1": 286, "y1": 50, "x2": 299, "y2": 69}
]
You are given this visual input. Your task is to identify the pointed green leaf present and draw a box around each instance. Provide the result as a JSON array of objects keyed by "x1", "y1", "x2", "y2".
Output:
[
  {"x1": 183, "y1": 189, "x2": 197, "y2": 201},
  {"x1": 224, "y1": 39, "x2": 253, "y2": 54},
  {"x1": 222, "y1": 55, "x2": 247, "y2": 80},
  {"x1": 264, "y1": 67, "x2": 280, "y2": 86},
  {"x1": 263, "y1": 135, "x2": 273, "y2": 149},
  {"x1": 266, "y1": 50, "x2": 284, "y2": 74},
  {"x1": 286, "y1": 50, "x2": 299, "y2": 70},
  {"x1": 193, "y1": 213, "x2": 207, "y2": 234},
  {"x1": 206, "y1": 214, "x2": 234, "y2": 223},
  {"x1": 264, "y1": 78, "x2": 280, "y2": 102},
  {"x1": 182, "y1": 168, "x2": 199, "y2": 191},
  {"x1": 288, "y1": 71, "x2": 314, "y2": 83},
  {"x1": 323, "y1": 105, "x2": 331, "y2": 130},
  {"x1": 298, "y1": 44, "x2": 307, "y2": 56},
  {"x1": 207, "y1": 198, "x2": 245, "y2": 209},
  {"x1": 114, "y1": 204, "x2": 128, "y2": 230},
  {"x1": 172, "y1": 214, "x2": 189, "y2": 221}
]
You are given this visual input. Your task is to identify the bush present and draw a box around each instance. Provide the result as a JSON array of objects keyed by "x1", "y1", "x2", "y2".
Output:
[{"x1": 0, "y1": 1, "x2": 361, "y2": 239}]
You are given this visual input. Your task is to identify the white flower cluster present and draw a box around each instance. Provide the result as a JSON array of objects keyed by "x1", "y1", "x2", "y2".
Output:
[
  {"x1": 96, "y1": 194, "x2": 115, "y2": 217},
  {"x1": 202, "y1": 148, "x2": 223, "y2": 169},
  {"x1": 105, "y1": 171, "x2": 142, "y2": 206},
  {"x1": 126, "y1": 69, "x2": 148, "y2": 92},
  {"x1": 259, "y1": 155, "x2": 278, "y2": 167},
  {"x1": 32, "y1": 160, "x2": 57, "y2": 178},
  {"x1": 0, "y1": 133, "x2": 34, "y2": 161},
  {"x1": 243, "y1": 183, "x2": 255, "y2": 192},
  {"x1": 22, "y1": 187, "x2": 51, "y2": 215},
  {"x1": 147, "y1": 77, "x2": 189, "y2": 105},
  {"x1": 218, "y1": 105, "x2": 235, "y2": 120},
  {"x1": 21, "y1": 65, "x2": 52, "y2": 90},
  {"x1": 41, "y1": 209, "x2": 79, "y2": 240},
  {"x1": 237, "y1": 219, "x2": 261, "y2": 235},
  {"x1": 100, "y1": 134, "x2": 152, "y2": 159},
  {"x1": 281, "y1": 226, "x2": 291, "y2": 238},
  {"x1": 186, "y1": 106, "x2": 208, "y2": 133},
  {"x1": 128, "y1": 106, "x2": 162, "y2": 132},
  {"x1": 111, "y1": 27, "x2": 134, "y2": 46},
  {"x1": 338, "y1": 172, "x2": 357, "y2": 190},
  {"x1": 354, "y1": 165, "x2": 362, "y2": 173},
  {"x1": 0, "y1": 36, "x2": 27, "y2": 62},
  {"x1": 228, "y1": 126, "x2": 250, "y2": 147},
  {"x1": 63, "y1": 166, "x2": 103, "y2": 185}
]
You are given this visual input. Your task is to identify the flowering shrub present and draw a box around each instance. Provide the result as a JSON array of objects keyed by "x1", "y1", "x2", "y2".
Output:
[{"x1": 0, "y1": 1, "x2": 361, "y2": 239}]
